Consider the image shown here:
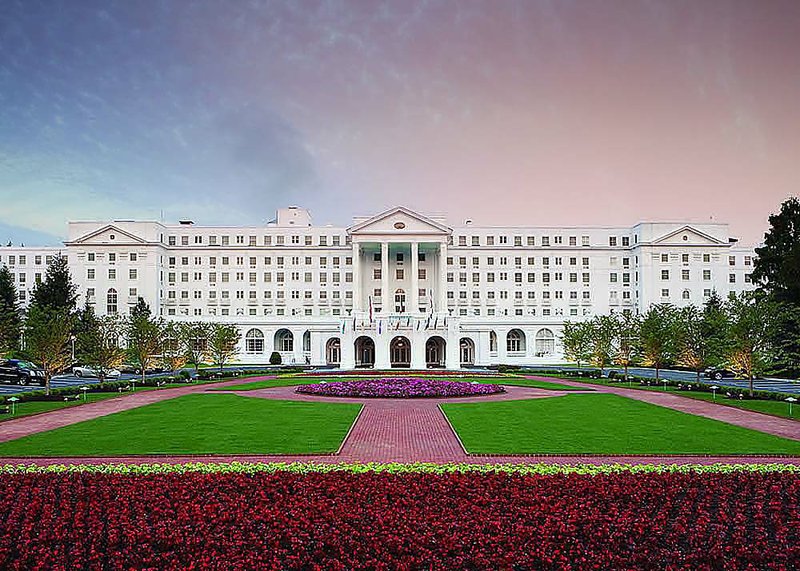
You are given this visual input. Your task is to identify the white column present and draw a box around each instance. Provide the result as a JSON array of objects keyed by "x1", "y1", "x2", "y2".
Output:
[
  {"x1": 411, "y1": 242, "x2": 419, "y2": 314},
  {"x1": 381, "y1": 242, "x2": 389, "y2": 313},
  {"x1": 352, "y1": 242, "x2": 361, "y2": 313},
  {"x1": 438, "y1": 242, "x2": 448, "y2": 313}
]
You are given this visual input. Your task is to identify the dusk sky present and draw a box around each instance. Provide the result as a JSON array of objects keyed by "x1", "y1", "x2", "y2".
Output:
[{"x1": 1, "y1": 0, "x2": 799, "y2": 245}]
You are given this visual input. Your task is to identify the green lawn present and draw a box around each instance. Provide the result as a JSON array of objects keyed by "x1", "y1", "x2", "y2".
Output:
[
  {"x1": 0, "y1": 394, "x2": 362, "y2": 456},
  {"x1": 442, "y1": 393, "x2": 800, "y2": 455},
  {"x1": 219, "y1": 375, "x2": 588, "y2": 392}
]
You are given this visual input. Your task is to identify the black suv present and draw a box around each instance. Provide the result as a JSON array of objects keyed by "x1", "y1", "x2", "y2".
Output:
[{"x1": 0, "y1": 359, "x2": 47, "y2": 386}]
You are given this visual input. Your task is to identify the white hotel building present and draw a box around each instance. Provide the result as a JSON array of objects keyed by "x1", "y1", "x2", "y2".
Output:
[{"x1": 0, "y1": 206, "x2": 756, "y2": 369}]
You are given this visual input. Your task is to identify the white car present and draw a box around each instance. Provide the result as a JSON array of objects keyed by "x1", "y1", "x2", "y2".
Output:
[{"x1": 72, "y1": 366, "x2": 121, "y2": 379}]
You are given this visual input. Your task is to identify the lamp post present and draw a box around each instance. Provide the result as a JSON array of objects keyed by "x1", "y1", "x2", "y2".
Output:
[
  {"x1": 662, "y1": 378, "x2": 668, "y2": 391},
  {"x1": 710, "y1": 385, "x2": 719, "y2": 403},
  {"x1": 80, "y1": 386, "x2": 89, "y2": 402},
  {"x1": 7, "y1": 397, "x2": 18, "y2": 415},
  {"x1": 69, "y1": 334, "x2": 77, "y2": 364},
  {"x1": 786, "y1": 397, "x2": 797, "y2": 417}
]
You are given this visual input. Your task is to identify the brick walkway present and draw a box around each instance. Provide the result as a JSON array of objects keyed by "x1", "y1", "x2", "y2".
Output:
[
  {"x1": 227, "y1": 385, "x2": 570, "y2": 463},
  {"x1": 2, "y1": 377, "x2": 800, "y2": 466}
]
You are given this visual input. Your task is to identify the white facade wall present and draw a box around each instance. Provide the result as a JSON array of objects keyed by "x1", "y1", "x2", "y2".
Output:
[{"x1": 0, "y1": 207, "x2": 758, "y2": 368}]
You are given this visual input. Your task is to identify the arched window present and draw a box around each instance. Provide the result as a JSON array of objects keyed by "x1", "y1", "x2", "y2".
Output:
[
  {"x1": 507, "y1": 329, "x2": 526, "y2": 353},
  {"x1": 326, "y1": 338, "x2": 341, "y2": 366},
  {"x1": 395, "y1": 289, "x2": 406, "y2": 313},
  {"x1": 535, "y1": 328, "x2": 555, "y2": 357},
  {"x1": 682, "y1": 290, "x2": 691, "y2": 300},
  {"x1": 107, "y1": 288, "x2": 118, "y2": 315},
  {"x1": 302, "y1": 330, "x2": 311, "y2": 352},
  {"x1": 245, "y1": 328, "x2": 264, "y2": 353},
  {"x1": 274, "y1": 329, "x2": 293, "y2": 352},
  {"x1": 460, "y1": 338, "x2": 476, "y2": 366},
  {"x1": 489, "y1": 330, "x2": 498, "y2": 353}
]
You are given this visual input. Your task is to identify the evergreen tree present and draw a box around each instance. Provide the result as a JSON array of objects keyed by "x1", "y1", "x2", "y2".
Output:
[
  {"x1": 30, "y1": 254, "x2": 78, "y2": 313},
  {"x1": 0, "y1": 265, "x2": 21, "y2": 356},
  {"x1": 752, "y1": 197, "x2": 800, "y2": 304},
  {"x1": 74, "y1": 300, "x2": 100, "y2": 365}
]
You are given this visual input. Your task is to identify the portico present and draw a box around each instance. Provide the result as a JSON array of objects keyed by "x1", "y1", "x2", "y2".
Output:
[{"x1": 340, "y1": 207, "x2": 458, "y2": 369}]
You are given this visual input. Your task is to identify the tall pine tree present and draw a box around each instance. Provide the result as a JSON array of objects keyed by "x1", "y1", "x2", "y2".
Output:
[
  {"x1": 0, "y1": 265, "x2": 21, "y2": 356},
  {"x1": 30, "y1": 254, "x2": 78, "y2": 313}
]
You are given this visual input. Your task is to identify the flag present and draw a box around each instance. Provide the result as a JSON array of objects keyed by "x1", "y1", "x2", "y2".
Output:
[
  {"x1": 434, "y1": 316, "x2": 438, "y2": 329},
  {"x1": 353, "y1": 317, "x2": 356, "y2": 331},
  {"x1": 378, "y1": 319, "x2": 382, "y2": 335},
  {"x1": 341, "y1": 320, "x2": 345, "y2": 334},
  {"x1": 368, "y1": 295, "x2": 373, "y2": 324}
]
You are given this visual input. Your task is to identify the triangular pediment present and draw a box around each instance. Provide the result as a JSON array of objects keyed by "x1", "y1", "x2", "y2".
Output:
[
  {"x1": 652, "y1": 225, "x2": 725, "y2": 246},
  {"x1": 348, "y1": 207, "x2": 451, "y2": 236},
  {"x1": 66, "y1": 224, "x2": 148, "y2": 246}
]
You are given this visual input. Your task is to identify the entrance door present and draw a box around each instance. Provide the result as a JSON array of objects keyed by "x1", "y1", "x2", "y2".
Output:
[
  {"x1": 390, "y1": 336, "x2": 411, "y2": 368},
  {"x1": 460, "y1": 338, "x2": 475, "y2": 366},
  {"x1": 354, "y1": 336, "x2": 375, "y2": 368},
  {"x1": 425, "y1": 336, "x2": 446, "y2": 368}
]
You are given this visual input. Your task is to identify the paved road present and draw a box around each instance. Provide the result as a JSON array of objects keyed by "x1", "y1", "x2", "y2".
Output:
[{"x1": 520, "y1": 365, "x2": 800, "y2": 396}]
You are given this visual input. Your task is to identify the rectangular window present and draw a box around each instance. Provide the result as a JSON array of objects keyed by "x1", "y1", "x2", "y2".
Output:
[
  {"x1": 622, "y1": 237, "x2": 630, "y2": 246},
  {"x1": 129, "y1": 269, "x2": 137, "y2": 279},
  {"x1": 661, "y1": 270, "x2": 669, "y2": 280},
  {"x1": 609, "y1": 237, "x2": 617, "y2": 246}
]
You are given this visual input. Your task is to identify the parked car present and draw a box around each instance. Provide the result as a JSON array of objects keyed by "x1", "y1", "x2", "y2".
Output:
[
  {"x1": 72, "y1": 365, "x2": 121, "y2": 379},
  {"x1": 0, "y1": 359, "x2": 47, "y2": 386},
  {"x1": 118, "y1": 363, "x2": 164, "y2": 375},
  {"x1": 704, "y1": 367, "x2": 736, "y2": 380}
]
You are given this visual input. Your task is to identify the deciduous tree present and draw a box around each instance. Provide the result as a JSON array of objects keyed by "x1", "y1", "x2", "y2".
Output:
[
  {"x1": 639, "y1": 304, "x2": 680, "y2": 382},
  {"x1": 208, "y1": 323, "x2": 241, "y2": 372},
  {"x1": 24, "y1": 306, "x2": 73, "y2": 395},
  {"x1": 560, "y1": 321, "x2": 593, "y2": 368}
]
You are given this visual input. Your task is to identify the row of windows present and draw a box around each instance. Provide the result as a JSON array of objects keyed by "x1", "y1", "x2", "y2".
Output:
[
  {"x1": 167, "y1": 234, "x2": 345, "y2": 247},
  {"x1": 0, "y1": 254, "x2": 55, "y2": 266},
  {"x1": 455, "y1": 235, "x2": 632, "y2": 248},
  {"x1": 659, "y1": 269, "x2": 753, "y2": 283},
  {"x1": 86, "y1": 268, "x2": 138, "y2": 280},
  {"x1": 447, "y1": 272, "x2": 593, "y2": 284},
  {"x1": 166, "y1": 255, "x2": 353, "y2": 267},
  {"x1": 165, "y1": 271, "x2": 355, "y2": 284},
  {"x1": 85, "y1": 252, "x2": 138, "y2": 263}
]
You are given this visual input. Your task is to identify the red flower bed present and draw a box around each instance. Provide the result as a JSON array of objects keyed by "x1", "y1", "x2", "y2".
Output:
[{"x1": 0, "y1": 471, "x2": 798, "y2": 569}]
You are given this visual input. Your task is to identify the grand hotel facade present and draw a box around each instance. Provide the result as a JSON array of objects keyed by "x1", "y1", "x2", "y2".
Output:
[{"x1": 1, "y1": 206, "x2": 756, "y2": 369}]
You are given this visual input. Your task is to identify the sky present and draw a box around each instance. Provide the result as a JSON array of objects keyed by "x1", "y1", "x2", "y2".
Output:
[{"x1": 1, "y1": 0, "x2": 799, "y2": 246}]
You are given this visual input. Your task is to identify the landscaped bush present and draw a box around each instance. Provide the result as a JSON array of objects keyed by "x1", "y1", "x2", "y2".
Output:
[
  {"x1": 296, "y1": 378, "x2": 506, "y2": 398},
  {"x1": 0, "y1": 467, "x2": 797, "y2": 569},
  {"x1": 269, "y1": 351, "x2": 282, "y2": 365}
]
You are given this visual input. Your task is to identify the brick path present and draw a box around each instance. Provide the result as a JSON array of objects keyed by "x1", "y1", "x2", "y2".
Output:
[{"x1": 2, "y1": 376, "x2": 800, "y2": 466}]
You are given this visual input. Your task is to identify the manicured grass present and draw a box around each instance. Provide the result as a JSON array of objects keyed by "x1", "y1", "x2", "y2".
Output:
[
  {"x1": 442, "y1": 394, "x2": 800, "y2": 455},
  {"x1": 0, "y1": 394, "x2": 362, "y2": 457},
  {"x1": 481, "y1": 377, "x2": 589, "y2": 391}
]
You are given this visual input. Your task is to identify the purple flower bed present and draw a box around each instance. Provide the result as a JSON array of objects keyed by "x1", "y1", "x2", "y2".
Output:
[{"x1": 295, "y1": 378, "x2": 506, "y2": 398}]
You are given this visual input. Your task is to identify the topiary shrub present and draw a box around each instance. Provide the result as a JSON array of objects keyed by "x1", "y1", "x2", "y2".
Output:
[{"x1": 269, "y1": 351, "x2": 282, "y2": 365}]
